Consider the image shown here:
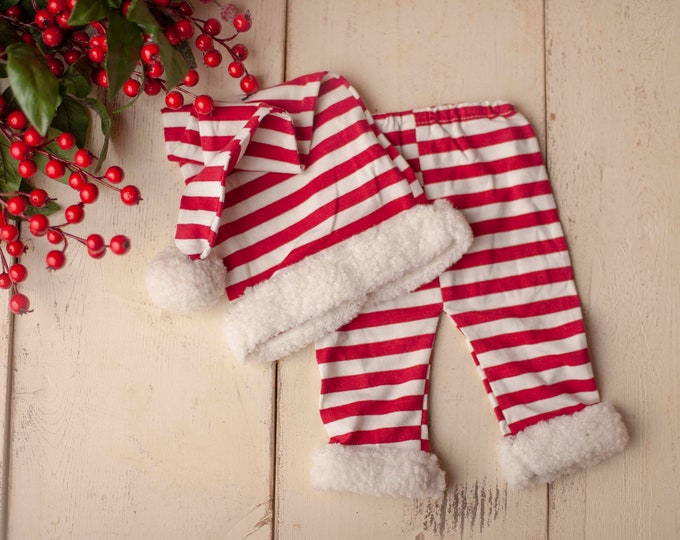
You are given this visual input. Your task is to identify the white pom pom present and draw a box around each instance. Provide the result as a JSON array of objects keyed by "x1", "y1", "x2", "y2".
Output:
[{"x1": 145, "y1": 246, "x2": 227, "y2": 311}]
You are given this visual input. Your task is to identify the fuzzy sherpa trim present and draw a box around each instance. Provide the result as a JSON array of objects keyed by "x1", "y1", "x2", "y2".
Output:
[
  {"x1": 224, "y1": 199, "x2": 472, "y2": 363},
  {"x1": 497, "y1": 401, "x2": 629, "y2": 489},
  {"x1": 145, "y1": 245, "x2": 226, "y2": 311},
  {"x1": 311, "y1": 445, "x2": 446, "y2": 499}
]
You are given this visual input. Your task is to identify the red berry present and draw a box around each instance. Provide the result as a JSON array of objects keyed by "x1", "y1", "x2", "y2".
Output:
[
  {"x1": 203, "y1": 49, "x2": 222, "y2": 68},
  {"x1": 195, "y1": 33, "x2": 213, "y2": 51},
  {"x1": 86, "y1": 233, "x2": 105, "y2": 254},
  {"x1": 64, "y1": 204, "x2": 84, "y2": 224},
  {"x1": 55, "y1": 10, "x2": 71, "y2": 29},
  {"x1": 123, "y1": 79, "x2": 141, "y2": 97},
  {"x1": 47, "y1": 229, "x2": 64, "y2": 244},
  {"x1": 120, "y1": 185, "x2": 141, "y2": 205},
  {"x1": 73, "y1": 30, "x2": 88, "y2": 44},
  {"x1": 227, "y1": 61, "x2": 244, "y2": 78},
  {"x1": 79, "y1": 183, "x2": 99, "y2": 204},
  {"x1": 140, "y1": 43, "x2": 159, "y2": 64},
  {"x1": 18, "y1": 159, "x2": 37, "y2": 178},
  {"x1": 193, "y1": 95, "x2": 214, "y2": 115},
  {"x1": 175, "y1": 19, "x2": 194, "y2": 39},
  {"x1": 178, "y1": 1, "x2": 193, "y2": 15},
  {"x1": 143, "y1": 78, "x2": 162, "y2": 96},
  {"x1": 42, "y1": 26, "x2": 63, "y2": 47},
  {"x1": 104, "y1": 166, "x2": 125, "y2": 184},
  {"x1": 57, "y1": 132, "x2": 75, "y2": 149},
  {"x1": 7, "y1": 196, "x2": 27, "y2": 216},
  {"x1": 183, "y1": 69, "x2": 199, "y2": 87},
  {"x1": 203, "y1": 18, "x2": 221, "y2": 36},
  {"x1": 64, "y1": 50, "x2": 81, "y2": 64},
  {"x1": 0, "y1": 274, "x2": 11, "y2": 290},
  {"x1": 164, "y1": 27, "x2": 180, "y2": 45},
  {"x1": 9, "y1": 293, "x2": 30, "y2": 314},
  {"x1": 233, "y1": 13, "x2": 252, "y2": 32},
  {"x1": 0, "y1": 224, "x2": 19, "y2": 242},
  {"x1": 29, "y1": 188, "x2": 49, "y2": 207},
  {"x1": 9, "y1": 263, "x2": 27, "y2": 283},
  {"x1": 67, "y1": 0, "x2": 76, "y2": 9},
  {"x1": 46, "y1": 56, "x2": 64, "y2": 77},
  {"x1": 231, "y1": 43, "x2": 248, "y2": 61},
  {"x1": 46, "y1": 250, "x2": 66, "y2": 270},
  {"x1": 109, "y1": 234, "x2": 130, "y2": 255},
  {"x1": 74, "y1": 148, "x2": 93, "y2": 168},
  {"x1": 240, "y1": 74, "x2": 259, "y2": 94},
  {"x1": 7, "y1": 110, "x2": 28, "y2": 130},
  {"x1": 29, "y1": 214, "x2": 49, "y2": 236},
  {"x1": 23, "y1": 126, "x2": 43, "y2": 147},
  {"x1": 9, "y1": 141, "x2": 30, "y2": 160},
  {"x1": 6, "y1": 240, "x2": 25, "y2": 257},
  {"x1": 88, "y1": 46, "x2": 105, "y2": 63},
  {"x1": 4, "y1": 6, "x2": 22, "y2": 20},
  {"x1": 146, "y1": 61, "x2": 164, "y2": 79},
  {"x1": 165, "y1": 91, "x2": 184, "y2": 110},
  {"x1": 34, "y1": 9, "x2": 54, "y2": 28},
  {"x1": 89, "y1": 34, "x2": 106, "y2": 50},
  {"x1": 94, "y1": 68, "x2": 108, "y2": 88},
  {"x1": 47, "y1": 0, "x2": 66, "y2": 14},
  {"x1": 88, "y1": 247, "x2": 106, "y2": 259},
  {"x1": 45, "y1": 159, "x2": 65, "y2": 179},
  {"x1": 68, "y1": 171, "x2": 87, "y2": 190}
]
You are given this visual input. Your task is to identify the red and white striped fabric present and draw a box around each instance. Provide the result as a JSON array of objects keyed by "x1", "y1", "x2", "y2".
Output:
[
  {"x1": 154, "y1": 72, "x2": 472, "y2": 363},
  {"x1": 311, "y1": 103, "x2": 628, "y2": 497}
]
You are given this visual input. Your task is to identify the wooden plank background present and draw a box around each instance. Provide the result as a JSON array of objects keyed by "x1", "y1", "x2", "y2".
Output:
[{"x1": 1, "y1": 0, "x2": 678, "y2": 538}]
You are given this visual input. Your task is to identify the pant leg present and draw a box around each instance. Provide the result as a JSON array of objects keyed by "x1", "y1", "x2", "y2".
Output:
[
  {"x1": 311, "y1": 281, "x2": 446, "y2": 498},
  {"x1": 404, "y1": 103, "x2": 628, "y2": 488}
]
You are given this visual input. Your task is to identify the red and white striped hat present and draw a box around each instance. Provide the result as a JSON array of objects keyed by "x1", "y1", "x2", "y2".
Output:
[{"x1": 146, "y1": 72, "x2": 472, "y2": 363}]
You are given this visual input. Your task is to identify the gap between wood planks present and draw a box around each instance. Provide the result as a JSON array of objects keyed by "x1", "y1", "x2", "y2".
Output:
[{"x1": 1, "y1": 311, "x2": 16, "y2": 540}]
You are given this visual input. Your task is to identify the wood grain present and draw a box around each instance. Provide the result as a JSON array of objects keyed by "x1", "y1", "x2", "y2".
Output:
[
  {"x1": 545, "y1": 1, "x2": 680, "y2": 538},
  {"x1": 1, "y1": 0, "x2": 678, "y2": 538},
  {"x1": 276, "y1": 1, "x2": 548, "y2": 538},
  {"x1": 4, "y1": 2, "x2": 286, "y2": 538}
]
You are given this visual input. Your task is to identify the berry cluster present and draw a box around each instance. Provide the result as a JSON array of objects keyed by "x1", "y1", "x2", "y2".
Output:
[
  {"x1": 0, "y1": 1, "x2": 255, "y2": 314},
  {"x1": 0, "y1": 100, "x2": 139, "y2": 314}
]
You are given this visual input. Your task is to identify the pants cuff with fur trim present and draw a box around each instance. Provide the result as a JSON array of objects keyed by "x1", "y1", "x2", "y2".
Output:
[
  {"x1": 310, "y1": 444, "x2": 446, "y2": 499},
  {"x1": 497, "y1": 401, "x2": 629, "y2": 489}
]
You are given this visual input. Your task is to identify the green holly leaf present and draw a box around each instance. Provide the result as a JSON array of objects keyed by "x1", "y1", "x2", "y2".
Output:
[
  {"x1": 0, "y1": 0, "x2": 19, "y2": 10},
  {"x1": 0, "y1": 139, "x2": 23, "y2": 194},
  {"x1": 106, "y1": 9, "x2": 143, "y2": 99},
  {"x1": 6, "y1": 42, "x2": 60, "y2": 135},
  {"x1": 60, "y1": 63, "x2": 93, "y2": 99},
  {"x1": 0, "y1": 18, "x2": 19, "y2": 47},
  {"x1": 52, "y1": 97, "x2": 91, "y2": 149},
  {"x1": 68, "y1": 0, "x2": 109, "y2": 26},
  {"x1": 127, "y1": 0, "x2": 189, "y2": 89},
  {"x1": 83, "y1": 97, "x2": 111, "y2": 167}
]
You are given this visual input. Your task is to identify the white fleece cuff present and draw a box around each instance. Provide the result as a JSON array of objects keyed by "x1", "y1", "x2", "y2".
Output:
[
  {"x1": 224, "y1": 199, "x2": 472, "y2": 363},
  {"x1": 497, "y1": 401, "x2": 629, "y2": 489},
  {"x1": 310, "y1": 445, "x2": 446, "y2": 499}
]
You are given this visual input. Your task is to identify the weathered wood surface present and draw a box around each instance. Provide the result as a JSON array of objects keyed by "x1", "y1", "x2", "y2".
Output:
[{"x1": 1, "y1": 1, "x2": 678, "y2": 539}]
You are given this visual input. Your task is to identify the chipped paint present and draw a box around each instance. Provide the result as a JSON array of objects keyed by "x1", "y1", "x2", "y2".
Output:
[{"x1": 404, "y1": 478, "x2": 508, "y2": 537}]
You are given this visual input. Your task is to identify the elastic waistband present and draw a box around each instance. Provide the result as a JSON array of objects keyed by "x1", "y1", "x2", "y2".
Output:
[{"x1": 375, "y1": 101, "x2": 517, "y2": 126}]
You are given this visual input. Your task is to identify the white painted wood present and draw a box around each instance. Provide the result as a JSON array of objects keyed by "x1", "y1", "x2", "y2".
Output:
[
  {"x1": 276, "y1": 2, "x2": 548, "y2": 538},
  {"x1": 3, "y1": 1, "x2": 678, "y2": 538},
  {"x1": 545, "y1": 1, "x2": 680, "y2": 539},
  {"x1": 4, "y1": 2, "x2": 286, "y2": 538},
  {"x1": 0, "y1": 306, "x2": 10, "y2": 536}
]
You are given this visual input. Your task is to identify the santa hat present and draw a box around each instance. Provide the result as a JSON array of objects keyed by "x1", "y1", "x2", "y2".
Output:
[{"x1": 146, "y1": 72, "x2": 473, "y2": 363}]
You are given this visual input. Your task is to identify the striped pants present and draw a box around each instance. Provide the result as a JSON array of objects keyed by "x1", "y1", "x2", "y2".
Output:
[{"x1": 310, "y1": 103, "x2": 628, "y2": 497}]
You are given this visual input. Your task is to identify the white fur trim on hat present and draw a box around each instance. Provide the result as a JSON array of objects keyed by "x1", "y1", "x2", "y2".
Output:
[
  {"x1": 224, "y1": 199, "x2": 473, "y2": 363},
  {"x1": 311, "y1": 444, "x2": 446, "y2": 499},
  {"x1": 497, "y1": 401, "x2": 629, "y2": 489},
  {"x1": 145, "y1": 245, "x2": 227, "y2": 311}
]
